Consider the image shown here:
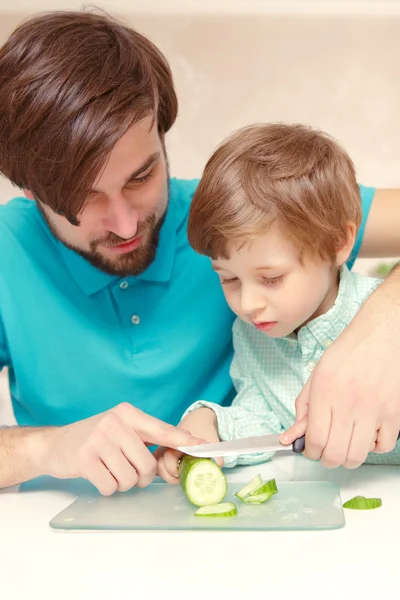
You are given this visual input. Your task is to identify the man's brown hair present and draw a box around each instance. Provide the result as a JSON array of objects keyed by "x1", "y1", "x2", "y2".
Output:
[
  {"x1": 0, "y1": 9, "x2": 177, "y2": 224},
  {"x1": 188, "y1": 123, "x2": 361, "y2": 263}
]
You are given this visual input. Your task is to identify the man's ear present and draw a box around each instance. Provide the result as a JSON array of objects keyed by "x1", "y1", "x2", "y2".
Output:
[
  {"x1": 23, "y1": 189, "x2": 34, "y2": 200},
  {"x1": 335, "y1": 222, "x2": 357, "y2": 267}
]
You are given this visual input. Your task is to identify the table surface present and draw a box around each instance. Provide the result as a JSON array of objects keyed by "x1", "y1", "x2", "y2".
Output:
[{"x1": 1, "y1": 454, "x2": 398, "y2": 600}]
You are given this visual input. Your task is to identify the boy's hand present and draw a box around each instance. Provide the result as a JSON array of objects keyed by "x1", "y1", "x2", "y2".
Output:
[{"x1": 156, "y1": 407, "x2": 223, "y2": 484}]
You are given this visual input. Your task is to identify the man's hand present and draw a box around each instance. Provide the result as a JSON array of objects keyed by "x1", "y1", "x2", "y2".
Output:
[
  {"x1": 156, "y1": 407, "x2": 222, "y2": 484},
  {"x1": 281, "y1": 266, "x2": 400, "y2": 469},
  {"x1": 38, "y1": 403, "x2": 203, "y2": 495}
]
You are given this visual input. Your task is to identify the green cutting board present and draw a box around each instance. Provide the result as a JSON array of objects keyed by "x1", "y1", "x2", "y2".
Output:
[{"x1": 49, "y1": 480, "x2": 345, "y2": 531}]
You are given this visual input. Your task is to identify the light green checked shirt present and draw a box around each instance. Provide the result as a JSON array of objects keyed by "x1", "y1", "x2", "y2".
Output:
[{"x1": 186, "y1": 266, "x2": 400, "y2": 467}]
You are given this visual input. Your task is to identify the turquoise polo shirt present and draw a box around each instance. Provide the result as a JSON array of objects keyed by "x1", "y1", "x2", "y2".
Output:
[{"x1": 0, "y1": 179, "x2": 375, "y2": 428}]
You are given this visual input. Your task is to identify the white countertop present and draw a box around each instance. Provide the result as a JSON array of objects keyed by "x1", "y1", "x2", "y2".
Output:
[{"x1": 1, "y1": 455, "x2": 398, "y2": 600}]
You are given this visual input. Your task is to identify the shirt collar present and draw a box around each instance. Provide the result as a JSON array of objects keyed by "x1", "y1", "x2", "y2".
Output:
[
  {"x1": 297, "y1": 265, "x2": 355, "y2": 348},
  {"x1": 39, "y1": 183, "x2": 180, "y2": 296}
]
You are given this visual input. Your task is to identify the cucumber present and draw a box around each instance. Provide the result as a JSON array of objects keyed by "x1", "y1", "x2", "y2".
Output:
[
  {"x1": 343, "y1": 495, "x2": 382, "y2": 510},
  {"x1": 195, "y1": 502, "x2": 237, "y2": 517},
  {"x1": 242, "y1": 491, "x2": 275, "y2": 504},
  {"x1": 179, "y1": 455, "x2": 227, "y2": 507},
  {"x1": 249, "y1": 478, "x2": 278, "y2": 497},
  {"x1": 234, "y1": 474, "x2": 263, "y2": 500}
]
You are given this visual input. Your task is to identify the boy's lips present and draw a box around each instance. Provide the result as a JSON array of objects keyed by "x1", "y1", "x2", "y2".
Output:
[{"x1": 253, "y1": 321, "x2": 278, "y2": 332}]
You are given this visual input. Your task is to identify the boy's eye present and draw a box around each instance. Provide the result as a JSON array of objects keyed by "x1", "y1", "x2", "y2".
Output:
[
  {"x1": 262, "y1": 275, "x2": 283, "y2": 286},
  {"x1": 220, "y1": 276, "x2": 238, "y2": 285}
]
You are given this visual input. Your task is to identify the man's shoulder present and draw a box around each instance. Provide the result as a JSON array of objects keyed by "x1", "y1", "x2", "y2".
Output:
[
  {"x1": 0, "y1": 196, "x2": 40, "y2": 231},
  {"x1": 169, "y1": 177, "x2": 199, "y2": 214}
]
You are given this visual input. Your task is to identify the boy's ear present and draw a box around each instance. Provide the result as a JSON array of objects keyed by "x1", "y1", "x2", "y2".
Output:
[
  {"x1": 335, "y1": 222, "x2": 357, "y2": 266},
  {"x1": 23, "y1": 189, "x2": 34, "y2": 200}
]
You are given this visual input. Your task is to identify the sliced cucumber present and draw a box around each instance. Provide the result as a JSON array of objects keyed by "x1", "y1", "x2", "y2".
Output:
[
  {"x1": 249, "y1": 478, "x2": 278, "y2": 497},
  {"x1": 179, "y1": 455, "x2": 227, "y2": 507},
  {"x1": 234, "y1": 474, "x2": 263, "y2": 500},
  {"x1": 195, "y1": 502, "x2": 237, "y2": 517},
  {"x1": 243, "y1": 491, "x2": 275, "y2": 504},
  {"x1": 343, "y1": 495, "x2": 382, "y2": 510}
]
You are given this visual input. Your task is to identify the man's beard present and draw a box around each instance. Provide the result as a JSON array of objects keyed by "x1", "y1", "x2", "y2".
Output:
[{"x1": 39, "y1": 204, "x2": 167, "y2": 277}]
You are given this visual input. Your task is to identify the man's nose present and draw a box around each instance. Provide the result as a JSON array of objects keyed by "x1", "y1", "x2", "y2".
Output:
[{"x1": 104, "y1": 194, "x2": 139, "y2": 239}]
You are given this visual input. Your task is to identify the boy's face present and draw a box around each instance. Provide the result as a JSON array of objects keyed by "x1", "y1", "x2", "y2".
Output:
[
  {"x1": 25, "y1": 115, "x2": 169, "y2": 277},
  {"x1": 212, "y1": 222, "x2": 341, "y2": 338}
]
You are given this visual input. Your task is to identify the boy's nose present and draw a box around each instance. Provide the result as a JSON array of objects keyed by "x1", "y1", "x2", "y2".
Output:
[{"x1": 240, "y1": 287, "x2": 266, "y2": 318}]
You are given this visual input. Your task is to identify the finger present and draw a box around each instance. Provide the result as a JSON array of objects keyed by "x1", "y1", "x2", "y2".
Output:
[
  {"x1": 372, "y1": 424, "x2": 399, "y2": 454},
  {"x1": 343, "y1": 422, "x2": 377, "y2": 469},
  {"x1": 213, "y1": 456, "x2": 225, "y2": 468},
  {"x1": 280, "y1": 417, "x2": 308, "y2": 446},
  {"x1": 163, "y1": 448, "x2": 183, "y2": 479},
  {"x1": 99, "y1": 441, "x2": 139, "y2": 492},
  {"x1": 152, "y1": 446, "x2": 165, "y2": 460},
  {"x1": 294, "y1": 380, "x2": 311, "y2": 422},
  {"x1": 84, "y1": 458, "x2": 119, "y2": 496},
  {"x1": 108, "y1": 423, "x2": 157, "y2": 489},
  {"x1": 319, "y1": 416, "x2": 353, "y2": 469},
  {"x1": 115, "y1": 404, "x2": 205, "y2": 449},
  {"x1": 156, "y1": 454, "x2": 179, "y2": 484},
  {"x1": 304, "y1": 401, "x2": 332, "y2": 461}
]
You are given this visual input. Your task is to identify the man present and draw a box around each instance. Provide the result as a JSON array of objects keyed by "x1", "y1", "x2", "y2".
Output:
[{"x1": 0, "y1": 10, "x2": 399, "y2": 494}]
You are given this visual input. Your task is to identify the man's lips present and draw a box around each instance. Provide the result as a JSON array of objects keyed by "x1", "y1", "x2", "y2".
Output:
[
  {"x1": 253, "y1": 321, "x2": 278, "y2": 332},
  {"x1": 105, "y1": 236, "x2": 142, "y2": 254}
]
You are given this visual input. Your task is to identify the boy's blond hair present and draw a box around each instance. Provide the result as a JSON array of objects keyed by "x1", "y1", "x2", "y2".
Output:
[{"x1": 188, "y1": 123, "x2": 361, "y2": 263}]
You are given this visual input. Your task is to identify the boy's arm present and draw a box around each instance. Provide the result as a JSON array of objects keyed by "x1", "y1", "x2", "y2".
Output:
[{"x1": 183, "y1": 325, "x2": 283, "y2": 468}]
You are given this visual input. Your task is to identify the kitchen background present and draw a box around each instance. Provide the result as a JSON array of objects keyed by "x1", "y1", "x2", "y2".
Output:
[{"x1": 1, "y1": 0, "x2": 399, "y2": 423}]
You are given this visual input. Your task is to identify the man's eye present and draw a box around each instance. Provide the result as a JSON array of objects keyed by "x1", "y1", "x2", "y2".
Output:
[{"x1": 126, "y1": 170, "x2": 153, "y2": 186}]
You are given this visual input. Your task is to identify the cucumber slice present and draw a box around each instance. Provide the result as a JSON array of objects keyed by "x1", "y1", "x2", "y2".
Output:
[
  {"x1": 234, "y1": 474, "x2": 263, "y2": 500},
  {"x1": 249, "y1": 478, "x2": 278, "y2": 497},
  {"x1": 179, "y1": 455, "x2": 227, "y2": 507},
  {"x1": 343, "y1": 495, "x2": 382, "y2": 510},
  {"x1": 242, "y1": 491, "x2": 275, "y2": 504},
  {"x1": 195, "y1": 502, "x2": 237, "y2": 517}
]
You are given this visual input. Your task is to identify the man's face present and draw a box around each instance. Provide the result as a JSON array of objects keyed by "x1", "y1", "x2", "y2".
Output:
[{"x1": 28, "y1": 115, "x2": 169, "y2": 277}]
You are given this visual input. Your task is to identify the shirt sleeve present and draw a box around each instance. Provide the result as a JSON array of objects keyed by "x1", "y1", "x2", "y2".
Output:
[
  {"x1": 183, "y1": 324, "x2": 283, "y2": 468},
  {"x1": 0, "y1": 313, "x2": 9, "y2": 372},
  {"x1": 347, "y1": 184, "x2": 376, "y2": 270}
]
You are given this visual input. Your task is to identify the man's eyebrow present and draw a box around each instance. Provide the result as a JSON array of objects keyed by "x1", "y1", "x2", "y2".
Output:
[{"x1": 90, "y1": 152, "x2": 160, "y2": 194}]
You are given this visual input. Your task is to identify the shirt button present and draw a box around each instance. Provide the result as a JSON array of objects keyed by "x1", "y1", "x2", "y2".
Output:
[
  {"x1": 324, "y1": 339, "x2": 332, "y2": 347},
  {"x1": 308, "y1": 361, "x2": 316, "y2": 371},
  {"x1": 131, "y1": 315, "x2": 140, "y2": 325},
  {"x1": 120, "y1": 281, "x2": 129, "y2": 290}
]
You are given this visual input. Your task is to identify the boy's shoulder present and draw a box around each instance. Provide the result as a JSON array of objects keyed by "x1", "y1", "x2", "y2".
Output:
[{"x1": 345, "y1": 268, "x2": 382, "y2": 306}]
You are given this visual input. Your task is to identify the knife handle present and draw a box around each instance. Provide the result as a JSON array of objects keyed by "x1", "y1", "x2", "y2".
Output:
[{"x1": 292, "y1": 431, "x2": 400, "y2": 454}]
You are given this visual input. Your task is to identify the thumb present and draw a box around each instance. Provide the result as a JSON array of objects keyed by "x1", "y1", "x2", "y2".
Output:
[
  {"x1": 213, "y1": 456, "x2": 225, "y2": 468},
  {"x1": 294, "y1": 379, "x2": 311, "y2": 422},
  {"x1": 280, "y1": 417, "x2": 308, "y2": 446}
]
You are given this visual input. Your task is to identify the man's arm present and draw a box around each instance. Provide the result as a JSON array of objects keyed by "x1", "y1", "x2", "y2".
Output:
[
  {"x1": 0, "y1": 404, "x2": 204, "y2": 493},
  {"x1": 359, "y1": 189, "x2": 400, "y2": 257},
  {"x1": 0, "y1": 426, "x2": 48, "y2": 487},
  {"x1": 283, "y1": 263, "x2": 400, "y2": 469}
]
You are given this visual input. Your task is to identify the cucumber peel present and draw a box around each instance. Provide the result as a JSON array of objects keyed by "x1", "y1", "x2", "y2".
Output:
[
  {"x1": 179, "y1": 455, "x2": 227, "y2": 507},
  {"x1": 235, "y1": 475, "x2": 278, "y2": 504},
  {"x1": 249, "y1": 478, "x2": 278, "y2": 497},
  {"x1": 234, "y1": 474, "x2": 263, "y2": 500},
  {"x1": 343, "y1": 495, "x2": 382, "y2": 510},
  {"x1": 195, "y1": 502, "x2": 237, "y2": 517}
]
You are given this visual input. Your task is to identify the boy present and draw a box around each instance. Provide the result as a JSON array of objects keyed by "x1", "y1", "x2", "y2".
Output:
[{"x1": 157, "y1": 122, "x2": 400, "y2": 483}]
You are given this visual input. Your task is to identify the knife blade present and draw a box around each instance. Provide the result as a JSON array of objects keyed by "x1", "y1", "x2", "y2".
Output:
[{"x1": 178, "y1": 434, "x2": 305, "y2": 458}]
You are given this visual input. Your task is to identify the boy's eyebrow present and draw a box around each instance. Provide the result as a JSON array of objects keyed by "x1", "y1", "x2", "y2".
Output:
[{"x1": 90, "y1": 152, "x2": 160, "y2": 193}]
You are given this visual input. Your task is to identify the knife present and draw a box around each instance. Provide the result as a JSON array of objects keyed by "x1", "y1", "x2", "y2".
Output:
[
  {"x1": 178, "y1": 433, "x2": 306, "y2": 458},
  {"x1": 178, "y1": 430, "x2": 400, "y2": 459}
]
